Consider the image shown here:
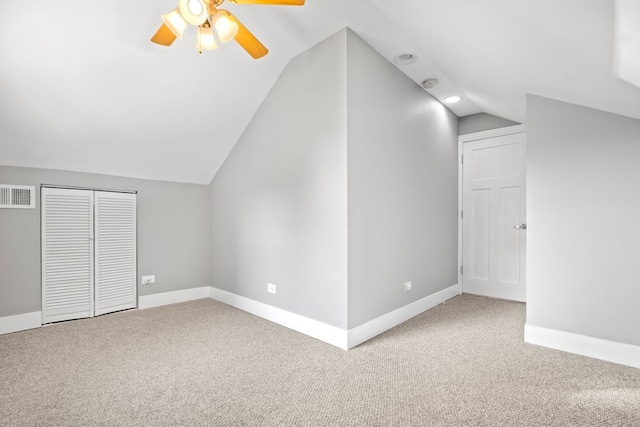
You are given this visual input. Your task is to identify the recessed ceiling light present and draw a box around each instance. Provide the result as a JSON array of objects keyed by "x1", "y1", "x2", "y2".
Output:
[
  {"x1": 444, "y1": 96, "x2": 461, "y2": 104},
  {"x1": 393, "y1": 53, "x2": 418, "y2": 65}
]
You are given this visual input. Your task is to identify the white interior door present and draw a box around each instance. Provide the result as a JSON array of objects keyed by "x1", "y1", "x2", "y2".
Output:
[
  {"x1": 462, "y1": 131, "x2": 526, "y2": 301},
  {"x1": 42, "y1": 188, "x2": 94, "y2": 323},
  {"x1": 95, "y1": 191, "x2": 137, "y2": 316}
]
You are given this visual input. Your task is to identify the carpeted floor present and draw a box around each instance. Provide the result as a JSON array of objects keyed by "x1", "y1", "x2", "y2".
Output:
[{"x1": 1, "y1": 294, "x2": 639, "y2": 426}]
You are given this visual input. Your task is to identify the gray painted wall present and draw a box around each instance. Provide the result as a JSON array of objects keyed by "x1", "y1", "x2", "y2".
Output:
[
  {"x1": 526, "y1": 95, "x2": 640, "y2": 346},
  {"x1": 0, "y1": 165, "x2": 210, "y2": 318},
  {"x1": 209, "y1": 28, "x2": 459, "y2": 330},
  {"x1": 209, "y1": 30, "x2": 349, "y2": 328},
  {"x1": 2, "y1": 28, "x2": 460, "y2": 333},
  {"x1": 459, "y1": 113, "x2": 519, "y2": 135},
  {"x1": 346, "y1": 31, "x2": 459, "y2": 328}
]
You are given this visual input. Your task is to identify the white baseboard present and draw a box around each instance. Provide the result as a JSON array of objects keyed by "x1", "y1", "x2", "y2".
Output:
[
  {"x1": 138, "y1": 286, "x2": 211, "y2": 310},
  {"x1": 209, "y1": 284, "x2": 461, "y2": 351},
  {"x1": 0, "y1": 311, "x2": 42, "y2": 335},
  {"x1": 524, "y1": 324, "x2": 640, "y2": 369},
  {"x1": 0, "y1": 284, "x2": 461, "y2": 350},
  {"x1": 0, "y1": 286, "x2": 211, "y2": 336},
  {"x1": 209, "y1": 287, "x2": 349, "y2": 350},
  {"x1": 347, "y1": 284, "x2": 461, "y2": 349}
]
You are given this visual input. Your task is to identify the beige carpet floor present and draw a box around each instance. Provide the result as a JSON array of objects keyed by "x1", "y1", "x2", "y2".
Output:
[{"x1": 1, "y1": 294, "x2": 640, "y2": 426}]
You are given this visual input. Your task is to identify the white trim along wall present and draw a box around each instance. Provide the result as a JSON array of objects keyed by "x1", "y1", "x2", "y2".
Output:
[
  {"x1": 4, "y1": 284, "x2": 640, "y2": 366},
  {"x1": 525, "y1": 324, "x2": 640, "y2": 369},
  {"x1": 138, "y1": 287, "x2": 211, "y2": 309},
  {"x1": 0, "y1": 285, "x2": 461, "y2": 350},
  {"x1": 0, "y1": 311, "x2": 42, "y2": 335}
]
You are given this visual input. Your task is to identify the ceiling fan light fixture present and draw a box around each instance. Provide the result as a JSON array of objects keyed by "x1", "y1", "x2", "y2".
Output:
[
  {"x1": 211, "y1": 11, "x2": 239, "y2": 43},
  {"x1": 179, "y1": 0, "x2": 209, "y2": 26},
  {"x1": 152, "y1": 0, "x2": 299, "y2": 58},
  {"x1": 197, "y1": 26, "x2": 219, "y2": 53},
  {"x1": 162, "y1": 7, "x2": 189, "y2": 38}
]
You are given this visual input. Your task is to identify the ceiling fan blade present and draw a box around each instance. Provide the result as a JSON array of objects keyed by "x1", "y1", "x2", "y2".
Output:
[
  {"x1": 151, "y1": 23, "x2": 177, "y2": 46},
  {"x1": 227, "y1": 0, "x2": 304, "y2": 5},
  {"x1": 222, "y1": 10, "x2": 269, "y2": 59}
]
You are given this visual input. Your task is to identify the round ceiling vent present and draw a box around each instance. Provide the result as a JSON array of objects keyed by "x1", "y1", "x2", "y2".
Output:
[
  {"x1": 393, "y1": 53, "x2": 418, "y2": 65},
  {"x1": 422, "y1": 78, "x2": 439, "y2": 89}
]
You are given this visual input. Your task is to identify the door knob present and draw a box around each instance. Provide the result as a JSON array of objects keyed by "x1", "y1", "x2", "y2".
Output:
[{"x1": 514, "y1": 224, "x2": 527, "y2": 230}]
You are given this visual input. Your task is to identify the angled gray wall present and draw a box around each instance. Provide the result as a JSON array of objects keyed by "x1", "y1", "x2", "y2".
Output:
[
  {"x1": 209, "y1": 30, "x2": 349, "y2": 328},
  {"x1": 526, "y1": 94, "x2": 640, "y2": 346},
  {"x1": 346, "y1": 31, "x2": 459, "y2": 328},
  {"x1": 0, "y1": 165, "x2": 210, "y2": 318},
  {"x1": 459, "y1": 113, "x2": 520, "y2": 135}
]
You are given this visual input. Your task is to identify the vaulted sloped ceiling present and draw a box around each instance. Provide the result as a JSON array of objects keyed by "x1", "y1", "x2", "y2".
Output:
[{"x1": 1, "y1": 0, "x2": 638, "y2": 184}]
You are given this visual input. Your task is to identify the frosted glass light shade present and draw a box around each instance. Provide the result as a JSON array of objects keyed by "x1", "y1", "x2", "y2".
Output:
[
  {"x1": 162, "y1": 7, "x2": 188, "y2": 38},
  {"x1": 211, "y1": 12, "x2": 238, "y2": 43},
  {"x1": 179, "y1": 0, "x2": 208, "y2": 26},
  {"x1": 197, "y1": 26, "x2": 219, "y2": 53}
]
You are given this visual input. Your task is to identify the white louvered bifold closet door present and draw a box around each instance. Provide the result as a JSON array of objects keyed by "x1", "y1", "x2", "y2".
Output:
[
  {"x1": 42, "y1": 188, "x2": 94, "y2": 324},
  {"x1": 94, "y1": 191, "x2": 137, "y2": 316}
]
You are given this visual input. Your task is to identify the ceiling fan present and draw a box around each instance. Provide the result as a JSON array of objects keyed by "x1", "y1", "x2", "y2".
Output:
[{"x1": 151, "y1": 0, "x2": 305, "y2": 59}]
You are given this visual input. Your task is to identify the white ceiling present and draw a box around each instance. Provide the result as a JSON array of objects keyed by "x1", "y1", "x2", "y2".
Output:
[{"x1": 1, "y1": 0, "x2": 638, "y2": 184}]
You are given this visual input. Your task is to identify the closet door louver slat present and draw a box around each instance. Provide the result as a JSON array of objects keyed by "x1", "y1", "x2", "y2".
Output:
[
  {"x1": 41, "y1": 188, "x2": 94, "y2": 324},
  {"x1": 94, "y1": 192, "x2": 137, "y2": 316}
]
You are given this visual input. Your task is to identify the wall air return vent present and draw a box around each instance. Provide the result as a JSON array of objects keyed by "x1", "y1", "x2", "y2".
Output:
[{"x1": 0, "y1": 185, "x2": 36, "y2": 209}]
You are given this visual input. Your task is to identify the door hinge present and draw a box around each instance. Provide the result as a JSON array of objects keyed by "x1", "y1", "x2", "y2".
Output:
[
  {"x1": 460, "y1": 266, "x2": 463, "y2": 275},
  {"x1": 461, "y1": 155, "x2": 464, "y2": 165},
  {"x1": 460, "y1": 210, "x2": 463, "y2": 219}
]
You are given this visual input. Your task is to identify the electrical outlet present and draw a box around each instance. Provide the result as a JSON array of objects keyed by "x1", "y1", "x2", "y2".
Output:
[
  {"x1": 404, "y1": 281, "x2": 412, "y2": 292},
  {"x1": 267, "y1": 283, "x2": 276, "y2": 294},
  {"x1": 142, "y1": 275, "x2": 155, "y2": 285}
]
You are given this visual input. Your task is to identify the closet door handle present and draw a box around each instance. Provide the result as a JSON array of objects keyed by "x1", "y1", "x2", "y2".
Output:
[{"x1": 514, "y1": 224, "x2": 527, "y2": 230}]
